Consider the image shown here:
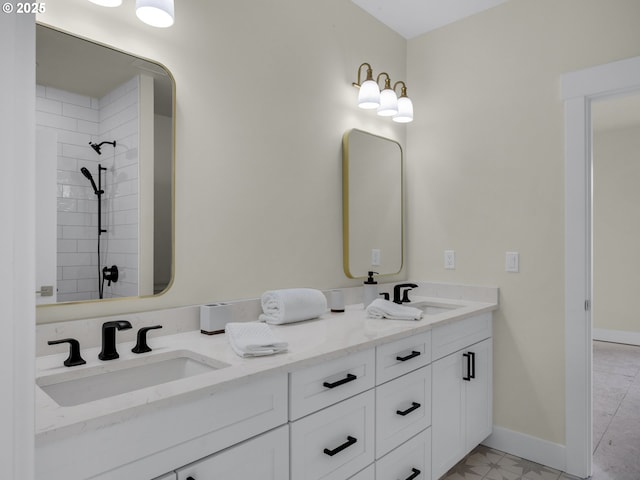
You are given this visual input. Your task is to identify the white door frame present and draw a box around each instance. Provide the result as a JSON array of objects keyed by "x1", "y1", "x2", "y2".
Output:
[{"x1": 562, "y1": 55, "x2": 640, "y2": 478}]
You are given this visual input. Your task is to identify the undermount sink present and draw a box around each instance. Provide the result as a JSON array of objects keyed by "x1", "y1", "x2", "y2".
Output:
[
  {"x1": 409, "y1": 301, "x2": 461, "y2": 315},
  {"x1": 37, "y1": 349, "x2": 229, "y2": 407}
]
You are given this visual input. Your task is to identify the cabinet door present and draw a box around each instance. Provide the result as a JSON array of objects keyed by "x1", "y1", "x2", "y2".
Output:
[
  {"x1": 465, "y1": 338, "x2": 493, "y2": 450},
  {"x1": 431, "y1": 351, "x2": 465, "y2": 480},
  {"x1": 175, "y1": 425, "x2": 288, "y2": 480}
]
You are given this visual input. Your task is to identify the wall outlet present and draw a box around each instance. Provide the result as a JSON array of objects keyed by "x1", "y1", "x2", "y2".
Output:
[
  {"x1": 371, "y1": 249, "x2": 381, "y2": 266},
  {"x1": 444, "y1": 250, "x2": 455, "y2": 269},
  {"x1": 506, "y1": 252, "x2": 519, "y2": 272}
]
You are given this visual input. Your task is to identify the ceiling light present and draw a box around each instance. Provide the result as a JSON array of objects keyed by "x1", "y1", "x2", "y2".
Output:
[
  {"x1": 88, "y1": 0, "x2": 122, "y2": 6},
  {"x1": 136, "y1": 0, "x2": 175, "y2": 28}
]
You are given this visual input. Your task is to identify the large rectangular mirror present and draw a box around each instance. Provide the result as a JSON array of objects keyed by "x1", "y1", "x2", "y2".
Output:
[
  {"x1": 342, "y1": 129, "x2": 403, "y2": 278},
  {"x1": 35, "y1": 24, "x2": 174, "y2": 305}
]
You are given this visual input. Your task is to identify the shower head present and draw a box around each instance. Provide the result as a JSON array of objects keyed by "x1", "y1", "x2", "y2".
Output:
[
  {"x1": 88, "y1": 140, "x2": 116, "y2": 156},
  {"x1": 80, "y1": 167, "x2": 100, "y2": 195}
]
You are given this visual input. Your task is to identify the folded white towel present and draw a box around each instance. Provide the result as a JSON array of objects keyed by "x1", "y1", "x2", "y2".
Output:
[
  {"x1": 366, "y1": 298, "x2": 423, "y2": 321},
  {"x1": 226, "y1": 322, "x2": 288, "y2": 358},
  {"x1": 259, "y1": 288, "x2": 327, "y2": 325}
]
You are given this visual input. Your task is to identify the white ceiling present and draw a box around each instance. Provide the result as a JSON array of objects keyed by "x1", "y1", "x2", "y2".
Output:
[{"x1": 351, "y1": 0, "x2": 511, "y2": 39}]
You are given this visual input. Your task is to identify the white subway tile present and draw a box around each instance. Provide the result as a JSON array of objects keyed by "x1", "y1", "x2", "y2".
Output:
[
  {"x1": 36, "y1": 110, "x2": 77, "y2": 131},
  {"x1": 63, "y1": 103, "x2": 100, "y2": 123},
  {"x1": 36, "y1": 96, "x2": 62, "y2": 115},
  {"x1": 45, "y1": 86, "x2": 92, "y2": 108}
]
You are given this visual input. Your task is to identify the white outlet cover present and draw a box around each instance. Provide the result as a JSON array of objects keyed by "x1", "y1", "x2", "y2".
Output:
[{"x1": 444, "y1": 250, "x2": 455, "y2": 269}]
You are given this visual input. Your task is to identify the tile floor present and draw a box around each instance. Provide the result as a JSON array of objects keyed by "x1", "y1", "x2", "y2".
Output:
[
  {"x1": 440, "y1": 341, "x2": 640, "y2": 480},
  {"x1": 591, "y1": 340, "x2": 640, "y2": 479}
]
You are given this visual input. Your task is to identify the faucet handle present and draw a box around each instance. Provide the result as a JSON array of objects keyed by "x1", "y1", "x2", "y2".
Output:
[
  {"x1": 48, "y1": 338, "x2": 86, "y2": 367},
  {"x1": 132, "y1": 325, "x2": 163, "y2": 354}
]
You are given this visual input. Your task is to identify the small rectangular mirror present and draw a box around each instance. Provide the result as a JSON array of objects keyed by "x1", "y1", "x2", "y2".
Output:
[{"x1": 342, "y1": 129, "x2": 403, "y2": 278}]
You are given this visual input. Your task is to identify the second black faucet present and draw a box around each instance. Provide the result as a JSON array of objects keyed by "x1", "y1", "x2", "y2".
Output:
[{"x1": 99, "y1": 320, "x2": 132, "y2": 361}]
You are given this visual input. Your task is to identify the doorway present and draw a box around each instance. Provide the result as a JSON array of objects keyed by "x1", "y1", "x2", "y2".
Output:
[{"x1": 563, "y1": 55, "x2": 640, "y2": 478}]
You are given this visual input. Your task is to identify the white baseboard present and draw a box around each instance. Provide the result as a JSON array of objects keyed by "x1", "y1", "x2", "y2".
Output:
[
  {"x1": 593, "y1": 328, "x2": 640, "y2": 346},
  {"x1": 482, "y1": 426, "x2": 566, "y2": 473}
]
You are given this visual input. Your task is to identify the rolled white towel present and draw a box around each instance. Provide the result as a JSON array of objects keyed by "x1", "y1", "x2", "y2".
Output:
[
  {"x1": 366, "y1": 298, "x2": 423, "y2": 321},
  {"x1": 259, "y1": 288, "x2": 327, "y2": 325},
  {"x1": 226, "y1": 322, "x2": 288, "y2": 358}
]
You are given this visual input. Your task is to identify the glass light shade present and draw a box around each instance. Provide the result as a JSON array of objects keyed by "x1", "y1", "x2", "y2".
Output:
[
  {"x1": 88, "y1": 0, "x2": 122, "y2": 6},
  {"x1": 136, "y1": 0, "x2": 175, "y2": 28},
  {"x1": 358, "y1": 79, "x2": 380, "y2": 109},
  {"x1": 377, "y1": 88, "x2": 398, "y2": 116},
  {"x1": 392, "y1": 96, "x2": 414, "y2": 123}
]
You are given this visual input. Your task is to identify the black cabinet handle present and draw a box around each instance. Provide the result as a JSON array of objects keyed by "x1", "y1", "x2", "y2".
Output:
[
  {"x1": 463, "y1": 352, "x2": 471, "y2": 381},
  {"x1": 323, "y1": 436, "x2": 357, "y2": 456},
  {"x1": 469, "y1": 351, "x2": 476, "y2": 379},
  {"x1": 187, "y1": 477, "x2": 195, "y2": 480},
  {"x1": 401, "y1": 467, "x2": 421, "y2": 480},
  {"x1": 323, "y1": 373, "x2": 357, "y2": 389},
  {"x1": 396, "y1": 350, "x2": 421, "y2": 362},
  {"x1": 396, "y1": 401, "x2": 421, "y2": 416}
]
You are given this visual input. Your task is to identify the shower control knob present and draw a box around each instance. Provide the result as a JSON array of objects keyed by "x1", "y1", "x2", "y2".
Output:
[{"x1": 102, "y1": 265, "x2": 119, "y2": 286}]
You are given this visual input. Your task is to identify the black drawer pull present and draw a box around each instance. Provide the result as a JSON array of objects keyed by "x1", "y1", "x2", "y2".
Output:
[
  {"x1": 463, "y1": 351, "x2": 476, "y2": 381},
  {"x1": 401, "y1": 467, "x2": 421, "y2": 480},
  {"x1": 323, "y1": 373, "x2": 357, "y2": 389},
  {"x1": 323, "y1": 435, "x2": 357, "y2": 456},
  {"x1": 396, "y1": 401, "x2": 421, "y2": 416},
  {"x1": 396, "y1": 350, "x2": 421, "y2": 362}
]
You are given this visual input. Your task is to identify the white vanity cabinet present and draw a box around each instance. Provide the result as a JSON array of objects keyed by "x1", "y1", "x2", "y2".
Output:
[
  {"x1": 431, "y1": 314, "x2": 493, "y2": 480},
  {"x1": 175, "y1": 425, "x2": 289, "y2": 480}
]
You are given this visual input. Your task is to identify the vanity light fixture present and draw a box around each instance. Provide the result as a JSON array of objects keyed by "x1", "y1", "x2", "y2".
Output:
[
  {"x1": 87, "y1": 0, "x2": 174, "y2": 28},
  {"x1": 392, "y1": 81, "x2": 414, "y2": 123},
  {"x1": 352, "y1": 63, "x2": 413, "y2": 123}
]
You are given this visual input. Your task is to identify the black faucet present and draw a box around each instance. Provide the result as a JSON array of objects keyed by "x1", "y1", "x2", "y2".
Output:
[
  {"x1": 99, "y1": 320, "x2": 132, "y2": 361},
  {"x1": 48, "y1": 338, "x2": 86, "y2": 367},
  {"x1": 393, "y1": 283, "x2": 418, "y2": 304},
  {"x1": 132, "y1": 325, "x2": 163, "y2": 354}
]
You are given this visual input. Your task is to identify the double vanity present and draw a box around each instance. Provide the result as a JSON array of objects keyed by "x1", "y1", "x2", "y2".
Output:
[{"x1": 35, "y1": 283, "x2": 498, "y2": 480}]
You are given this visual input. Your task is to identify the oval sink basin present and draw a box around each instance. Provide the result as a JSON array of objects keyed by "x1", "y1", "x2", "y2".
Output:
[
  {"x1": 409, "y1": 301, "x2": 461, "y2": 315},
  {"x1": 37, "y1": 350, "x2": 229, "y2": 407}
]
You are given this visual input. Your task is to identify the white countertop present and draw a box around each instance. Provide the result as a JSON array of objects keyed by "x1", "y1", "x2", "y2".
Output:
[{"x1": 35, "y1": 295, "x2": 497, "y2": 443}]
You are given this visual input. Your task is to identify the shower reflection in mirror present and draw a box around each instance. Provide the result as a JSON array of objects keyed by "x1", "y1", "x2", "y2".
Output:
[
  {"x1": 81, "y1": 141, "x2": 120, "y2": 299},
  {"x1": 36, "y1": 74, "x2": 143, "y2": 302}
]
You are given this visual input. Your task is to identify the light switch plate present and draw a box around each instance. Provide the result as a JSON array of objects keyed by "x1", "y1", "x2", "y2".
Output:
[{"x1": 506, "y1": 252, "x2": 519, "y2": 272}]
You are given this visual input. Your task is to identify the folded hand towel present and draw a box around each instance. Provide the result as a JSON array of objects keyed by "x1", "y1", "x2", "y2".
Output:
[
  {"x1": 226, "y1": 322, "x2": 288, "y2": 358},
  {"x1": 366, "y1": 298, "x2": 423, "y2": 321},
  {"x1": 259, "y1": 288, "x2": 327, "y2": 325}
]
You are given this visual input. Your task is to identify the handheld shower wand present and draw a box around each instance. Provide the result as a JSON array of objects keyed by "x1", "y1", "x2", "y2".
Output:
[
  {"x1": 80, "y1": 167, "x2": 101, "y2": 195},
  {"x1": 89, "y1": 140, "x2": 116, "y2": 155}
]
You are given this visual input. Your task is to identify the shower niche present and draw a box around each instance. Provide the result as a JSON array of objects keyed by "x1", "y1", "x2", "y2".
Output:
[{"x1": 35, "y1": 24, "x2": 174, "y2": 304}]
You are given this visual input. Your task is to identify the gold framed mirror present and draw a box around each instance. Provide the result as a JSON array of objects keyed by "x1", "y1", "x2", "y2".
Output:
[
  {"x1": 342, "y1": 129, "x2": 403, "y2": 278},
  {"x1": 35, "y1": 24, "x2": 174, "y2": 306}
]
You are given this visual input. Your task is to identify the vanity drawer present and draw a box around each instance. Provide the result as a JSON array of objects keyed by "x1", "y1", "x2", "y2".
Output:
[
  {"x1": 289, "y1": 348, "x2": 375, "y2": 420},
  {"x1": 349, "y1": 464, "x2": 375, "y2": 480},
  {"x1": 376, "y1": 428, "x2": 432, "y2": 480},
  {"x1": 432, "y1": 313, "x2": 492, "y2": 361},
  {"x1": 375, "y1": 365, "x2": 431, "y2": 458},
  {"x1": 176, "y1": 425, "x2": 289, "y2": 480},
  {"x1": 376, "y1": 331, "x2": 431, "y2": 385},
  {"x1": 290, "y1": 390, "x2": 375, "y2": 480}
]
